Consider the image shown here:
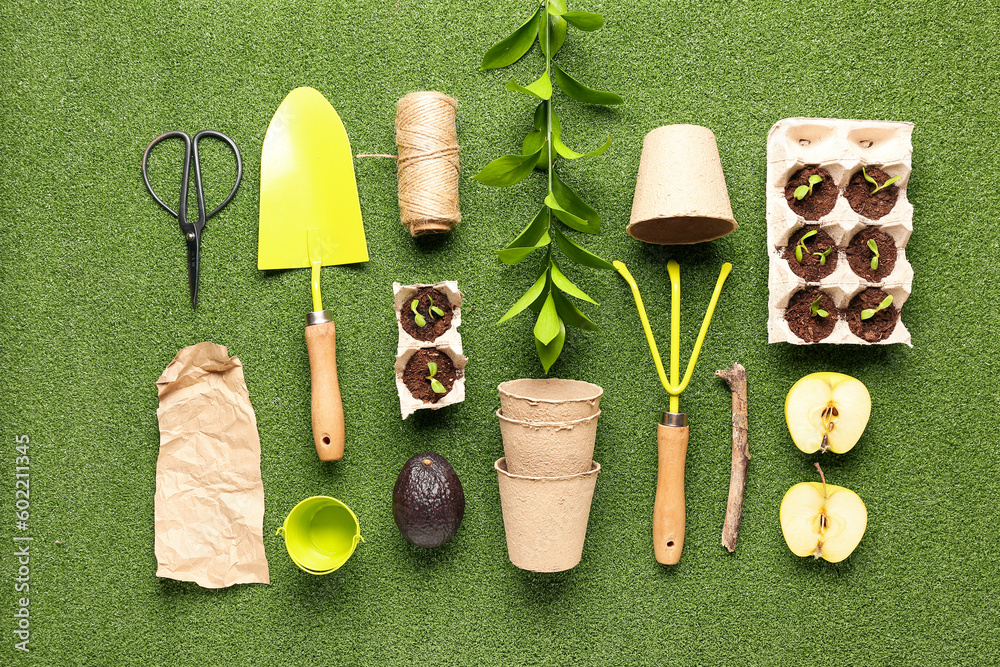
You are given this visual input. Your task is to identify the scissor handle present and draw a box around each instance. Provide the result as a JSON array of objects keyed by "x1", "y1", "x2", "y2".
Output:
[
  {"x1": 141, "y1": 130, "x2": 243, "y2": 231},
  {"x1": 192, "y1": 130, "x2": 243, "y2": 221}
]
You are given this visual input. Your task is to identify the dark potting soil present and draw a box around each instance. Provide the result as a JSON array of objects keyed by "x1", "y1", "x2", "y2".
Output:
[
  {"x1": 844, "y1": 166, "x2": 900, "y2": 220},
  {"x1": 784, "y1": 165, "x2": 838, "y2": 221},
  {"x1": 780, "y1": 226, "x2": 838, "y2": 281},
  {"x1": 845, "y1": 227, "x2": 897, "y2": 282},
  {"x1": 402, "y1": 347, "x2": 459, "y2": 403},
  {"x1": 784, "y1": 287, "x2": 838, "y2": 343},
  {"x1": 400, "y1": 287, "x2": 455, "y2": 342},
  {"x1": 846, "y1": 287, "x2": 898, "y2": 343}
]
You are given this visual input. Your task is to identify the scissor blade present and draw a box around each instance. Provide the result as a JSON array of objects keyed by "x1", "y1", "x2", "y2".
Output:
[{"x1": 187, "y1": 232, "x2": 200, "y2": 310}]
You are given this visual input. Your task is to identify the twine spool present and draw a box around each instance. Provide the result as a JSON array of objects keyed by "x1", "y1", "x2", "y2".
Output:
[{"x1": 395, "y1": 91, "x2": 461, "y2": 236}]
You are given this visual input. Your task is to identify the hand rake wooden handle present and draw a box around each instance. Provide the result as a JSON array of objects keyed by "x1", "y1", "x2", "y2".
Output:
[
  {"x1": 305, "y1": 316, "x2": 345, "y2": 461},
  {"x1": 654, "y1": 418, "x2": 688, "y2": 565}
]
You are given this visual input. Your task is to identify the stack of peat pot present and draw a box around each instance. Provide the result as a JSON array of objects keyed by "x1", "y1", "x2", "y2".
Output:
[{"x1": 495, "y1": 379, "x2": 603, "y2": 572}]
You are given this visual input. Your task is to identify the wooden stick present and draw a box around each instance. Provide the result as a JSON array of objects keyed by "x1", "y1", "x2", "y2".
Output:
[{"x1": 716, "y1": 363, "x2": 749, "y2": 552}]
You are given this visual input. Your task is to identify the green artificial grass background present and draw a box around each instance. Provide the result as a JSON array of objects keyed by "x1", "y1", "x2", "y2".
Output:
[{"x1": 2, "y1": 0, "x2": 998, "y2": 664}]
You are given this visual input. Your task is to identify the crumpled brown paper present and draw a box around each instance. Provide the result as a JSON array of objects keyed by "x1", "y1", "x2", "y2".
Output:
[{"x1": 155, "y1": 342, "x2": 270, "y2": 588}]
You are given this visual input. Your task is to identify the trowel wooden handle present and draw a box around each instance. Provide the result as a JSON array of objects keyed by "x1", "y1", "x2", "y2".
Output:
[
  {"x1": 654, "y1": 421, "x2": 689, "y2": 564},
  {"x1": 304, "y1": 318, "x2": 345, "y2": 461}
]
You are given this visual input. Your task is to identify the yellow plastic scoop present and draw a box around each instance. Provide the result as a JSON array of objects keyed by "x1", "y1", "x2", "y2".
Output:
[{"x1": 259, "y1": 87, "x2": 369, "y2": 462}]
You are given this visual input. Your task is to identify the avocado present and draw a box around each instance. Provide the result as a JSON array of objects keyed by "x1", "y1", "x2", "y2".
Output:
[{"x1": 392, "y1": 452, "x2": 465, "y2": 548}]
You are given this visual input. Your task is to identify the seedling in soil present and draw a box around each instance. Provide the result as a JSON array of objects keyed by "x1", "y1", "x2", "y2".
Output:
[
  {"x1": 861, "y1": 294, "x2": 893, "y2": 320},
  {"x1": 862, "y1": 166, "x2": 901, "y2": 195},
  {"x1": 867, "y1": 239, "x2": 880, "y2": 271},
  {"x1": 425, "y1": 362, "x2": 447, "y2": 394},
  {"x1": 794, "y1": 230, "x2": 818, "y2": 262},
  {"x1": 410, "y1": 299, "x2": 427, "y2": 327},
  {"x1": 810, "y1": 296, "x2": 829, "y2": 318},
  {"x1": 428, "y1": 297, "x2": 445, "y2": 318},
  {"x1": 794, "y1": 174, "x2": 823, "y2": 200},
  {"x1": 813, "y1": 246, "x2": 833, "y2": 266}
]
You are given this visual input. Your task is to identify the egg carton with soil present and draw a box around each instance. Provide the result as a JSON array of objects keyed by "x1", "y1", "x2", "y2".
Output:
[
  {"x1": 393, "y1": 281, "x2": 467, "y2": 418},
  {"x1": 766, "y1": 117, "x2": 914, "y2": 346}
]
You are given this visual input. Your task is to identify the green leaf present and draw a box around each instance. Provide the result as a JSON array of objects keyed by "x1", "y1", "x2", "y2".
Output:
[
  {"x1": 497, "y1": 230, "x2": 551, "y2": 264},
  {"x1": 552, "y1": 288, "x2": 598, "y2": 330},
  {"x1": 551, "y1": 62, "x2": 623, "y2": 105},
  {"x1": 862, "y1": 166, "x2": 877, "y2": 187},
  {"x1": 480, "y1": 7, "x2": 540, "y2": 70},
  {"x1": 550, "y1": 171, "x2": 600, "y2": 233},
  {"x1": 538, "y1": 11, "x2": 567, "y2": 58},
  {"x1": 867, "y1": 239, "x2": 879, "y2": 255},
  {"x1": 550, "y1": 260, "x2": 596, "y2": 303},
  {"x1": 808, "y1": 174, "x2": 823, "y2": 186},
  {"x1": 870, "y1": 256, "x2": 879, "y2": 271},
  {"x1": 795, "y1": 245, "x2": 804, "y2": 262},
  {"x1": 554, "y1": 132, "x2": 612, "y2": 160},
  {"x1": 498, "y1": 266, "x2": 549, "y2": 323},
  {"x1": 544, "y1": 193, "x2": 591, "y2": 232},
  {"x1": 553, "y1": 227, "x2": 614, "y2": 270},
  {"x1": 881, "y1": 175, "x2": 902, "y2": 189},
  {"x1": 533, "y1": 101, "x2": 547, "y2": 131},
  {"x1": 810, "y1": 296, "x2": 828, "y2": 318},
  {"x1": 878, "y1": 294, "x2": 894, "y2": 309},
  {"x1": 794, "y1": 184, "x2": 810, "y2": 200},
  {"x1": 562, "y1": 11, "x2": 605, "y2": 30},
  {"x1": 430, "y1": 306, "x2": 445, "y2": 317},
  {"x1": 535, "y1": 319, "x2": 566, "y2": 373},
  {"x1": 534, "y1": 293, "x2": 562, "y2": 344},
  {"x1": 473, "y1": 145, "x2": 545, "y2": 187},
  {"x1": 430, "y1": 378, "x2": 447, "y2": 394},
  {"x1": 546, "y1": 0, "x2": 568, "y2": 15},
  {"x1": 426, "y1": 362, "x2": 438, "y2": 377},
  {"x1": 506, "y1": 71, "x2": 552, "y2": 100},
  {"x1": 497, "y1": 206, "x2": 551, "y2": 264},
  {"x1": 860, "y1": 308, "x2": 876, "y2": 320},
  {"x1": 521, "y1": 130, "x2": 549, "y2": 169},
  {"x1": 800, "y1": 230, "x2": 818, "y2": 243}
]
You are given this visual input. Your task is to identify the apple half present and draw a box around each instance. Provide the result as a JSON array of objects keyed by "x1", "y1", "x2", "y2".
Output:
[
  {"x1": 780, "y1": 465, "x2": 868, "y2": 563},
  {"x1": 785, "y1": 372, "x2": 871, "y2": 454}
]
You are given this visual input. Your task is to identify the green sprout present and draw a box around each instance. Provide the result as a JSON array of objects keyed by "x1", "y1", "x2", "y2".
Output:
[
  {"x1": 794, "y1": 174, "x2": 823, "y2": 200},
  {"x1": 862, "y1": 166, "x2": 901, "y2": 195},
  {"x1": 425, "y1": 361, "x2": 447, "y2": 394},
  {"x1": 411, "y1": 299, "x2": 426, "y2": 327},
  {"x1": 867, "y1": 238, "x2": 880, "y2": 271},
  {"x1": 428, "y1": 296, "x2": 445, "y2": 319},
  {"x1": 813, "y1": 246, "x2": 833, "y2": 266},
  {"x1": 861, "y1": 294, "x2": 894, "y2": 320},
  {"x1": 810, "y1": 295, "x2": 829, "y2": 318},
  {"x1": 794, "y1": 230, "x2": 818, "y2": 262}
]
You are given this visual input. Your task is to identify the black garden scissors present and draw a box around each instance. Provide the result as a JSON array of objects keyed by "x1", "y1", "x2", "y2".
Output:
[{"x1": 141, "y1": 130, "x2": 243, "y2": 310}]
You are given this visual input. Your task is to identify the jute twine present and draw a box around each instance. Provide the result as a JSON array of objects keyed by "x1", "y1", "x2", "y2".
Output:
[{"x1": 395, "y1": 91, "x2": 461, "y2": 236}]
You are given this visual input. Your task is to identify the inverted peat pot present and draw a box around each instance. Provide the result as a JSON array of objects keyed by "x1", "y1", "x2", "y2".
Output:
[
  {"x1": 628, "y1": 124, "x2": 737, "y2": 244},
  {"x1": 495, "y1": 458, "x2": 601, "y2": 573}
]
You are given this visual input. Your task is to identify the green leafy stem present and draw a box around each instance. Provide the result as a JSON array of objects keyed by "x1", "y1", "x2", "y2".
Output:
[{"x1": 474, "y1": 0, "x2": 622, "y2": 372}]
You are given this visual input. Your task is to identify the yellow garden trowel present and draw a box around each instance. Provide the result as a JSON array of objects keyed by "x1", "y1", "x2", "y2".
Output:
[{"x1": 258, "y1": 87, "x2": 369, "y2": 462}]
